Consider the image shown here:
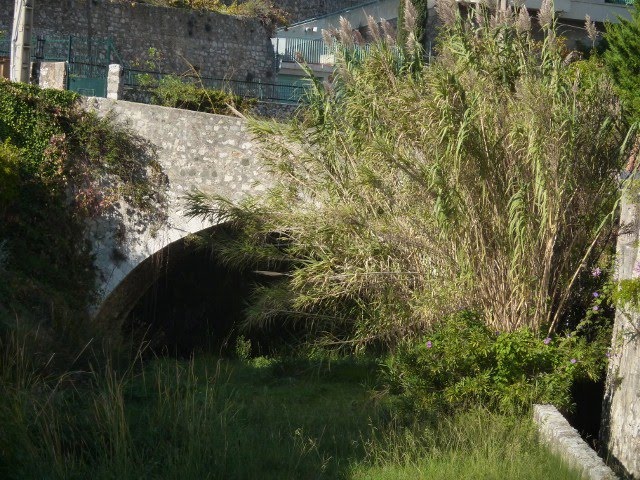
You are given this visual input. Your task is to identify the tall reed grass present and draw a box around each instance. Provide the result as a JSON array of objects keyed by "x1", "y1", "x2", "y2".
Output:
[{"x1": 187, "y1": 1, "x2": 634, "y2": 347}]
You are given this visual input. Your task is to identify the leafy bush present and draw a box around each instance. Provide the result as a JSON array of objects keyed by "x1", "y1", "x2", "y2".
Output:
[
  {"x1": 0, "y1": 140, "x2": 20, "y2": 212},
  {"x1": 187, "y1": 2, "x2": 630, "y2": 347},
  {"x1": 133, "y1": 0, "x2": 289, "y2": 28},
  {"x1": 141, "y1": 74, "x2": 255, "y2": 115},
  {"x1": 0, "y1": 79, "x2": 166, "y2": 363},
  {"x1": 385, "y1": 311, "x2": 610, "y2": 414}
]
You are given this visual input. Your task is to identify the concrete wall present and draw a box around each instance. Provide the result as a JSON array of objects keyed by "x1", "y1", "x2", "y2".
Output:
[
  {"x1": 0, "y1": 0, "x2": 276, "y2": 82},
  {"x1": 269, "y1": 0, "x2": 371, "y2": 24},
  {"x1": 601, "y1": 192, "x2": 640, "y2": 479},
  {"x1": 275, "y1": 0, "x2": 402, "y2": 38},
  {"x1": 81, "y1": 97, "x2": 272, "y2": 324}
]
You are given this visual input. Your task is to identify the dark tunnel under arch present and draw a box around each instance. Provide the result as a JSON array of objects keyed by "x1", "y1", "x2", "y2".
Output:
[{"x1": 94, "y1": 223, "x2": 255, "y2": 355}]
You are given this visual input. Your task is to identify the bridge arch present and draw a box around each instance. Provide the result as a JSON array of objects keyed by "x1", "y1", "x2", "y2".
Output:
[{"x1": 83, "y1": 97, "x2": 272, "y2": 326}]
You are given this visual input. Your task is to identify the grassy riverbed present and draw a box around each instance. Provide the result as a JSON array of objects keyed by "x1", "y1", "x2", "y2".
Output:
[{"x1": 1, "y1": 350, "x2": 581, "y2": 480}]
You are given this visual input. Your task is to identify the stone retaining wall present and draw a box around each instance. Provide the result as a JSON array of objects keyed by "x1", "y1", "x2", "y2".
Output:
[
  {"x1": 0, "y1": 0, "x2": 276, "y2": 82},
  {"x1": 601, "y1": 191, "x2": 640, "y2": 479}
]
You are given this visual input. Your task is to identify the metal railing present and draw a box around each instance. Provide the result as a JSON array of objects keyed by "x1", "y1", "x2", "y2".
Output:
[
  {"x1": 123, "y1": 68, "x2": 310, "y2": 104},
  {"x1": 279, "y1": 38, "x2": 329, "y2": 64},
  {"x1": 0, "y1": 35, "x2": 118, "y2": 64},
  {"x1": 276, "y1": 37, "x2": 389, "y2": 65}
]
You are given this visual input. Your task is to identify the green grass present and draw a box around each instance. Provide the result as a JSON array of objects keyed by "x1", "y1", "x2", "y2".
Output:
[{"x1": 0, "y1": 349, "x2": 582, "y2": 480}]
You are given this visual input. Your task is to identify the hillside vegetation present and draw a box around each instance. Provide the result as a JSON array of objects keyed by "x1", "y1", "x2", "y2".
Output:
[{"x1": 123, "y1": 0, "x2": 289, "y2": 26}]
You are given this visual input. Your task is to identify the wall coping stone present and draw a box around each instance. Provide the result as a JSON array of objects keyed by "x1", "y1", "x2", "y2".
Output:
[{"x1": 533, "y1": 404, "x2": 618, "y2": 480}]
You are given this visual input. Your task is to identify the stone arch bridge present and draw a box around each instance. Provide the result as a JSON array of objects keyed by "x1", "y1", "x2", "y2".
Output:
[{"x1": 82, "y1": 98, "x2": 272, "y2": 325}]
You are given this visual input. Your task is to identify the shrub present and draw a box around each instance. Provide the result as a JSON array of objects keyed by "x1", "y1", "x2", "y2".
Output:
[
  {"x1": 0, "y1": 79, "x2": 166, "y2": 364},
  {"x1": 0, "y1": 140, "x2": 20, "y2": 212},
  {"x1": 134, "y1": 0, "x2": 289, "y2": 28},
  {"x1": 144, "y1": 74, "x2": 255, "y2": 115},
  {"x1": 603, "y1": 3, "x2": 640, "y2": 122},
  {"x1": 384, "y1": 312, "x2": 610, "y2": 414}
]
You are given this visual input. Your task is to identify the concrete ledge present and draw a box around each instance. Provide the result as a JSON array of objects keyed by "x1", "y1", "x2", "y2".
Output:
[{"x1": 533, "y1": 404, "x2": 617, "y2": 480}]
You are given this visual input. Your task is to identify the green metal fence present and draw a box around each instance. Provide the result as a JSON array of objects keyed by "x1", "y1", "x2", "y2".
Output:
[
  {"x1": 0, "y1": 35, "x2": 120, "y2": 97},
  {"x1": 0, "y1": 38, "x2": 9, "y2": 58},
  {"x1": 123, "y1": 68, "x2": 310, "y2": 104}
]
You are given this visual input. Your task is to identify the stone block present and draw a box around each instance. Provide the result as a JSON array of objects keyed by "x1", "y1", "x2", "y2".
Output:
[
  {"x1": 107, "y1": 64, "x2": 123, "y2": 100},
  {"x1": 533, "y1": 404, "x2": 617, "y2": 480},
  {"x1": 39, "y1": 62, "x2": 67, "y2": 90}
]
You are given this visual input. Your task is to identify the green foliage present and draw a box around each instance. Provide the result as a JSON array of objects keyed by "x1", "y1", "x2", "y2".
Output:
[
  {"x1": 0, "y1": 341, "x2": 581, "y2": 479},
  {"x1": 611, "y1": 277, "x2": 640, "y2": 311},
  {"x1": 135, "y1": 0, "x2": 289, "y2": 27},
  {"x1": 235, "y1": 334, "x2": 253, "y2": 360},
  {"x1": 0, "y1": 79, "x2": 166, "y2": 359},
  {"x1": 188, "y1": 5, "x2": 629, "y2": 346},
  {"x1": 140, "y1": 74, "x2": 255, "y2": 115},
  {"x1": 603, "y1": 4, "x2": 640, "y2": 121},
  {"x1": 385, "y1": 312, "x2": 611, "y2": 414},
  {"x1": 0, "y1": 140, "x2": 20, "y2": 212}
]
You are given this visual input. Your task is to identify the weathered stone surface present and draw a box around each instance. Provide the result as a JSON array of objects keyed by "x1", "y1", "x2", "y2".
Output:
[
  {"x1": 107, "y1": 64, "x2": 123, "y2": 100},
  {"x1": 38, "y1": 61, "x2": 66, "y2": 90},
  {"x1": 533, "y1": 405, "x2": 618, "y2": 480},
  {"x1": 81, "y1": 97, "x2": 272, "y2": 323},
  {"x1": 601, "y1": 193, "x2": 640, "y2": 479},
  {"x1": 0, "y1": 0, "x2": 275, "y2": 82}
]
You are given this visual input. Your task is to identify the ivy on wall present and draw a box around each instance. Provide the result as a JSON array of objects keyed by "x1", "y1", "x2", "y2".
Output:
[{"x1": 0, "y1": 80, "x2": 166, "y2": 331}]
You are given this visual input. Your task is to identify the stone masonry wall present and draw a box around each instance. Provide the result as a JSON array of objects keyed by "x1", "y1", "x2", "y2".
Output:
[
  {"x1": 81, "y1": 97, "x2": 272, "y2": 322},
  {"x1": 0, "y1": 0, "x2": 276, "y2": 82},
  {"x1": 533, "y1": 405, "x2": 617, "y2": 480}
]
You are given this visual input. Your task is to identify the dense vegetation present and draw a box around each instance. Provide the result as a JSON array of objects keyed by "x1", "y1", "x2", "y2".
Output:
[
  {"x1": 123, "y1": 0, "x2": 289, "y2": 27},
  {"x1": 138, "y1": 73, "x2": 256, "y2": 115},
  {"x1": 0, "y1": 79, "x2": 166, "y2": 364},
  {"x1": 185, "y1": 0, "x2": 630, "y2": 416},
  {"x1": 603, "y1": 3, "x2": 640, "y2": 122},
  {"x1": 1, "y1": 0, "x2": 635, "y2": 478}
]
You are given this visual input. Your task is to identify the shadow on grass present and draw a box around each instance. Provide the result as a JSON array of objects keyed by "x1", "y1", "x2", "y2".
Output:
[{"x1": 1, "y1": 356, "x2": 584, "y2": 480}]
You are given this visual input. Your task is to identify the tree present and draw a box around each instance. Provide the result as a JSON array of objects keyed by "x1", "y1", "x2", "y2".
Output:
[
  {"x1": 603, "y1": 4, "x2": 640, "y2": 121},
  {"x1": 188, "y1": 1, "x2": 631, "y2": 348}
]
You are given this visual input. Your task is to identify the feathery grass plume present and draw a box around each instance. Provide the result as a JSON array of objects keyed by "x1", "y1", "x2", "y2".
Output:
[
  {"x1": 188, "y1": 8, "x2": 630, "y2": 346},
  {"x1": 436, "y1": 0, "x2": 459, "y2": 28},
  {"x1": 406, "y1": 31, "x2": 418, "y2": 53},
  {"x1": 339, "y1": 16, "x2": 355, "y2": 47},
  {"x1": 381, "y1": 19, "x2": 397, "y2": 45},
  {"x1": 516, "y1": 6, "x2": 531, "y2": 34},
  {"x1": 366, "y1": 14, "x2": 382, "y2": 43},
  {"x1": 585, "y1": 14, "x2": 598, "y2": 45},
  {"x1": 353, "y1": 30, "x2": 366, "y2": 46},
  {"x1": 537, "y1": 0, "x2": 553, "y2": 29},
  {"x1": 404, "y1": 0, "x2": 418, "y2": 34},
  {"x1": 322, "y1": 28, "x2": 336, "y2": 48}
]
